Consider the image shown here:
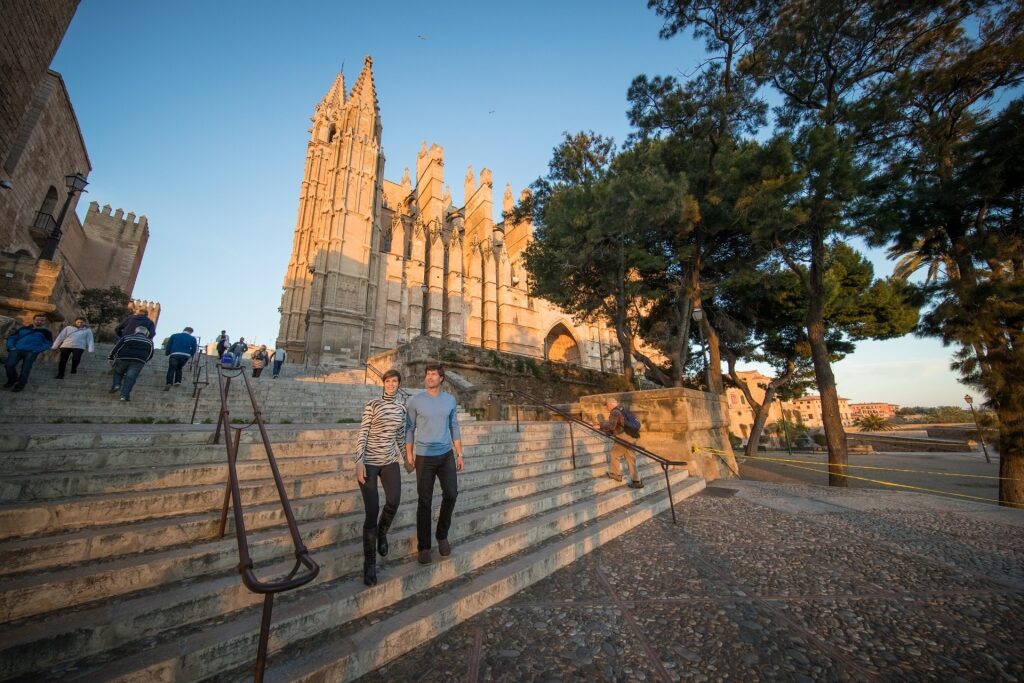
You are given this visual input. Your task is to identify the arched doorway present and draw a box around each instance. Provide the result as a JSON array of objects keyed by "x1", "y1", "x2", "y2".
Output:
[{"x1": 544, "y1": 323, "x2": 581, "y2": 365}]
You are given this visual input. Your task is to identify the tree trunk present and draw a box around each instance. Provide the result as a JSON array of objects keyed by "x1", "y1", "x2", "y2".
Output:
[
  {"x1": 997, "y1": 411, "x2": 1023, "y2": 508},
  {"x1": 807, "y1": 233, "x2": 848, "y2": 487},
  {"x1": 703, "y1": 318, "x2": 725, "y2": 395}
]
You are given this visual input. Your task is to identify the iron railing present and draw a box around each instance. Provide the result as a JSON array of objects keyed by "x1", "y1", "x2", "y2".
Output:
[
  {"x1": 213, "y1": 362, "x2": 319, "y2": 682},
  {"x1": 505, "y1": 388, "x2": 689, "y2": 524},
  {"x1": 188, "y1": 350, "x2": 210, "y2": 424},
  {"x1": 363, "y1": 360, "x2": 412, "y2": 399}
]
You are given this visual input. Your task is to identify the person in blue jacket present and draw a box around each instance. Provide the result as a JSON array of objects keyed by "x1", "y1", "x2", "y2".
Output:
[
  {"x1": 163, "y1": 326, "x2": 198, "y2": 390},
  {"x1": 4, "y1": 314, "x2": 54, "y2": 392}
]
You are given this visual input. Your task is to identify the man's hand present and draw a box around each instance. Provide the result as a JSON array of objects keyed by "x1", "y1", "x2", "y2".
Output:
[
  {"x1": 455, "y1": 453, "x2": 464, "y2": 472},
  {"x1": 405, "y1": 455, "x2": 416, "y2": 473},
  {"x1": 356, "y1": 464, "x2": 366, "y2": 485}
]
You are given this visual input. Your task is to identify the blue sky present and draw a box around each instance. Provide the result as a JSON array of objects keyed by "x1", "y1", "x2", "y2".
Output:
[{"x1": 50, "y1": 0, "x2": 980, "y2": 407}]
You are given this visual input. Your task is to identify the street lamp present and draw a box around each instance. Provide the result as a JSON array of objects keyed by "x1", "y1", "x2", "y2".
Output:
[
  {"x1": 691, "y1": 306, "x2": 711, "y2": 391},
  {"x1": 964, "y1": 394, "x2": 991, "y2": 464},
  {"x1": 40, "y1": 172, "x2": 88, "y2": 261}
]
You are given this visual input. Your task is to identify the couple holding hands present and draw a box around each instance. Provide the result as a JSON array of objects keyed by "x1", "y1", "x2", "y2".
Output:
[{"x1": 353, "y1": 364, "x2": 464, "y2": 586}]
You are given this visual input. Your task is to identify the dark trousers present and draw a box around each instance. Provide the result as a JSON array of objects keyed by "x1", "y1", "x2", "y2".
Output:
[
  {"x1": 415, "y1": 450, "x2": 458, "y2": 551},
  {"x1": 166, "y1": 355, "x2": 189, "y2": 385},
  {"x1": 252, "y1": 366, "x2": 264, "y2": 377},
  {"x1": 112, "y1": 359, "x2": 144, "y2": 399},
  {"x1": 4, "y1": 350, "x2": 39, "y2": 388},
  {"x1": 272, "y1": 360, "x2": 283, "y2": 377},
  {"x1": 358, "y1": 462, "x2": 401, "y2": 531},
  {"x1": 56, "y1": 348, "x2": 84, "y2": 377}
]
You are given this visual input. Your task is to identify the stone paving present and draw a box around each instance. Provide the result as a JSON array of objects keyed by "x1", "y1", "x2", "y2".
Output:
[{"x1": 359, "y1": 480, "x2": 1024, "y2": 682}]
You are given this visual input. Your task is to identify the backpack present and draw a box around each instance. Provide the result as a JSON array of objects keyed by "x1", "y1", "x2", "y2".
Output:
[{"x1": 617, "y1": 406, "x2": 641, "y2": 438}]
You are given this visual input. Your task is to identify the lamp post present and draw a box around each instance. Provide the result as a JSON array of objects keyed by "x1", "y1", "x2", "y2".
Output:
[
  {"x1": 777, "y1": 395, "x2": 793, "y2": 456},
  {"x1": 691, "y1": 306, "x2": 711, "y2": 391},
  {"x1": 964, "y1": 394, "x2": 991, "y2": 464},
  {"x1": 40, "y1": 172, "x2": 88, "y2": 261}
]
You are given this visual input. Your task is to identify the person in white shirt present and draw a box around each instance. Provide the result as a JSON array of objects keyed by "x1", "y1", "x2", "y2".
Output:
[
  {"x1": 52, "y1": 317, "x2": 95, "y2": 379},
  {"x1": 272, "y1": 346, "x2": 287, "y2": 378}
]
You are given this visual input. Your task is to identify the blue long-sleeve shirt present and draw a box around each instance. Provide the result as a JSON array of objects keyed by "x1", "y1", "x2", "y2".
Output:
[
  {"x1": 6, "y1": 326, "x2": 53, "y2": 353},
  {"x1": 405, "y1": 391, "x2": 461, "y2": 456}
]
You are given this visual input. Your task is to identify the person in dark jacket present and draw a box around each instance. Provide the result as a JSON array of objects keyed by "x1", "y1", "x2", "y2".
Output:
[
  {"x1": 228, "y1": 337, "x2": 248, "y2": 369},
  {"x1": 164, "y1": 326, "x2": 198, "y2": 390},
  {"x1": 114, "y1": 308, "x2": 156, "y2": 340},
  {"x1": 4, "y1": 314, "x2": 53, "y2": 392},
  {"x1": 108, "y1": 326, "x2": 154, "y2": 401}
]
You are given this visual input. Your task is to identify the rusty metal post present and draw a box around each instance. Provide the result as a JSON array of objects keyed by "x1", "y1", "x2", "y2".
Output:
[
  {"x1": 217, "y1": 427, "x2": 242, "y2": 539},
  {"x1": 515, "y1": 404, "x2": 520, "y2": 432},
  {"x1": 253, "y1": 593, "x2": 275, "y2": 683},
  {"x1": 569, "y1": 421, "x2": 576, "y2": 470},
  {"x1": 662, "y1": 462, "x2": 677, "y2": 525}
]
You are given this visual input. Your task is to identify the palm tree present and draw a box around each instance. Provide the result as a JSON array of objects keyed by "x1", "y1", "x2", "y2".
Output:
[{"x1": 854, "y1": 413, "x2": 894, "y2": 432}]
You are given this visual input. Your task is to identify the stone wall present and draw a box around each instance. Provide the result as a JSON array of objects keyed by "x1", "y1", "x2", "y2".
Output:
[
  {"x1": 579, "y1": 388, "x2": 738, "y2": 482},
  {"x1": 0, "y1": 253, "x2": 77, "y2": 324},
  {"x1": 0, "y1": 0, "x2": 78, "y2": 171},
  {"x1": 367, "y1": 335, "x2": 632, "y2": 417}
]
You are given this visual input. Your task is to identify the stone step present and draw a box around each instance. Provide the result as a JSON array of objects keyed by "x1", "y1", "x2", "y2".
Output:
[
  {"x1": 0, "y1": 435, "x2": 610, "y2": 502},
  {"x1": 7, "y1": 470, "x2": 697, "y2": 682},
  {"x1": 0, "y1": 420, "x2": 553, "y2": 454},
  {"x1": 257, "y1": 477, "x2": 701, "y2": 683},
  {"x1": 0, "y1": 437, "x2": 616, "y2": 540},
  {"x1": 0, "y1": 454, "x2": 660, "y2": 625},
  {"x1": 0, "y1": 421, "x2": 577, "y2": 475},
  {"x1": 0, "y1": 449, "x2": 620, "y2": 577}
]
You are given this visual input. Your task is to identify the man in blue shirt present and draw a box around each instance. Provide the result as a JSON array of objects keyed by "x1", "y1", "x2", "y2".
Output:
[
  {"x1": 164, "y1": 326, "x2": 198, "y2": 390},
  {"x1": 4, "y1": 314, "x2": 53, "y2": 392},
  {"x1": 405, "y1": 364, "x2": 464, "y2": 564}
]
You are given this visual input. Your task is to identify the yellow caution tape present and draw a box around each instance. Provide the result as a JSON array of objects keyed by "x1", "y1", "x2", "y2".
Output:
[
  {"x1": 736, "y1": 453, "x2": 1020, "y2": 482},
  {"x1": 759, "y1": 458, "x2": 1018, "y2": 506}
]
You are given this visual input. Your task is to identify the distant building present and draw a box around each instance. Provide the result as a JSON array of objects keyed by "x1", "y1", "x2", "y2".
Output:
[
  {"x1": 789, "y1": 394, "x2": 854, "y2": 428},
  {"x1": 725, "y1": 370, "x2": 786, "y2": 440},
  {"x1": 850, "y1": 402, "x2": 899, "y2": 419}
]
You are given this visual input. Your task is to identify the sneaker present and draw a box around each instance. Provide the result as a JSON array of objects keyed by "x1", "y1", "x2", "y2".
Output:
[
  {"x1": 174, "y1": 382, "x2": 181, "y2": 386},
  {"x1": 164, "y1": 385, "x2": 171, "y2": 391},
  {"x1": 418, "y1": 549, "x2": 432, "y2": 565},
  {"x1": 629, "y1": 480, "x2": 644, "y2": 489},
  {"x1": 109, "y1": 386, "x2": 120, "y2": 393},
  {"x1": 55, "y1": 374, "x2": 64, "y2": 379},
  {"x1": 605, "y1": 471, "x2": 623, "y2": 482},
  {"x1": 438, "y1": 539, "x2": 451, "y2": 557},
  {"x1": 11, "y1": 386, "x2": 23, "y2": 393},
  {"x1": 119, "y1": 396, "x2": 130, "y2": 402},
  {"x1": 3, "y1": 381, "x2": 15, "y2": 389}
]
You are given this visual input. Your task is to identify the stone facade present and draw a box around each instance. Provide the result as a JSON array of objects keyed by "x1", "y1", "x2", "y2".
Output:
[
  {"x1": 579, "y1": 388, "x2": 737, "y2": 482},
  {"x1": 277, "y1": 57, "x2": 623, "y2": 371},
  {"x1": 0, "y1": 0, "x2": 79, "y2": 183}
]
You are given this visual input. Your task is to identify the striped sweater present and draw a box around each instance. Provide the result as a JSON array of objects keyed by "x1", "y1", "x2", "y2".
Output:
[{"x1": 354, "y1": 393, "x2": 407, "y2": 467}]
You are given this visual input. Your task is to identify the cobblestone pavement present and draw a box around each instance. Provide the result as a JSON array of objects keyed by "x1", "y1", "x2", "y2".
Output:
[{"x1": 360, "y1": 480, "x2": 1024, "y2": 682}]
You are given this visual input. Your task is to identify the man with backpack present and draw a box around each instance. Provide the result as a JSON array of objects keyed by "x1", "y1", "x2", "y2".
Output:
[{"x1": 598, "y1": 398, "x2": 644, "y2": 489}]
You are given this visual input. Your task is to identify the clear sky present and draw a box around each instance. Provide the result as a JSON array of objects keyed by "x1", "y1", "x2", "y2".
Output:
[{"x1": 50, "y1": 0, "x2": 980, "y2": 407}]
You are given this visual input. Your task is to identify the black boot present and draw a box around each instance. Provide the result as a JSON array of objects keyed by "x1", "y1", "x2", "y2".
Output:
[
  {"x1": 377, "y1": 504, "x2": 397, "y2": 557},
  {"x1": 362, "y1": 529, "x2": 377, "y2": 586}
]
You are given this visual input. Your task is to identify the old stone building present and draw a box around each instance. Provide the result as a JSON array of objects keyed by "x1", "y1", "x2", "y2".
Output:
[
  {"x1": 0, "y1": 3, "x2": 151, "y2": 329},
  {"x1": 277, "y1": 57, "x2": 623, "y2": 371}
]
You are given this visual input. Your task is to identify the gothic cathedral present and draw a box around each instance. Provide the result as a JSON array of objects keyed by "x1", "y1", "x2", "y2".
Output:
[{"x1": 276, "y1": 57, "x2": 623, "y2": 372}]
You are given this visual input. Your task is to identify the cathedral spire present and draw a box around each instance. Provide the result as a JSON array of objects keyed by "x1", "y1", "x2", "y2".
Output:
[
  {"x1": 320, "y1": 72, "x2": 346, "y2": 113},
  {"x1": 348, "y1": 55, "x2": 379, "y2": 115}
]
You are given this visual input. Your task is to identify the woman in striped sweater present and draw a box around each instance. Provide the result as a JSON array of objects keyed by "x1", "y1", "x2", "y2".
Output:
[{"x1": 355, "y1": 368, "x2": 407, "y2": 586}]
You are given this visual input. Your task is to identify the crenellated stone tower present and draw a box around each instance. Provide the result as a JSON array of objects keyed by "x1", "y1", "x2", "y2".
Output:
[
  {"x1": 277, "y1": 58, "x2": 624, "y2": 372},
  {"x1": 277, "y1": 57, "x2": 384, "y2": 365}
]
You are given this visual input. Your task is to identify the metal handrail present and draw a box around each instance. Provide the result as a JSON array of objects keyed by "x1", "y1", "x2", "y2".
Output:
[
  {"x1": 189, "y1": 350, "x2": 210, "y2": 424},
  {"x1": 213, "y1": 363, "x2": 320, "y2": 682},
  {"x1": 364, "y1": 361, "x2": 412, "y2": 399},
  {"x1": 505, "y1": 388, "x2": 688, "y2": 524}
]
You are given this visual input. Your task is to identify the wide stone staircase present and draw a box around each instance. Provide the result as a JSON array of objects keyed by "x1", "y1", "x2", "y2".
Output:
[
  {"x1": 0, "y1": 418, "x2": 703, "y2": 681},
  {"x1": 0, "y1": 346, "x2": 464, "y2": 425}
]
